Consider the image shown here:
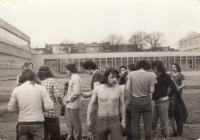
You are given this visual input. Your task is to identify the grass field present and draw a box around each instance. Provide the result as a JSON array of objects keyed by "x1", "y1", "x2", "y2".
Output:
[{"x1": 0, "y1": 73, "x2": 200, "y2": 140}]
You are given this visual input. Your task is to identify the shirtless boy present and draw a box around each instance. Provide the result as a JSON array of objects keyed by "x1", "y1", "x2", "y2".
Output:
[{"x1": 87, "y1": 68, "x2": 126, "y2": 140}]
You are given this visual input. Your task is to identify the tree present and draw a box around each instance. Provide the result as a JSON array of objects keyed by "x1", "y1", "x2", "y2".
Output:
[
  {"x1": 145, "y1": 32, "x2": 166, "y2": 51},
  {"x1": 101, "y1": 40, "x2": 110, "y2": 52},
  {"x1": 185, "y1": 31, "x2": 198, "y2": 38},
  {"x1": 61, "y1": 39, "x2": 74, "y2": 53},
  {"x1": 129, "y1": 31, "x2": 147, "y2": 51},
  {"x1": 103, "y1": 34, "x2": 125, "y2": 52}
]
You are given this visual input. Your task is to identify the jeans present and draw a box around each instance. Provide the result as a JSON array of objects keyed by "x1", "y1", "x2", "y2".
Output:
[
  {"x1": 126, "y1": 110, "x2": 132, "y2": 140},
  {"x1": 18, "y1": 122, "x2": 44, "y2": 140},
  {"x1": 131, "y1": 95, "x2": 152, "y2": 140},
  {"x1": 91, "y1": 105, "x2": 98, "y2": 135},
  {"x1": 44, "y1": 117, "x2": 60, "y2": 140},
  {"x1": 96, "y1": 116, "x2": 122, "y2": 140},
  {"x1": 168, "y1": 99, "x2": 177, "y2": 134},
  {"x1": 66, "y1": 108, "x2": 82, "y2": 140},
  {"x1": 151, "y1": 100, "x2": 169, "y2": 138}
]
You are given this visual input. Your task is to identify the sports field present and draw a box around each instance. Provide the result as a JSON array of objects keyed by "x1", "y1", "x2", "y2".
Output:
[{"x1": 0, "y1": 72, "x2": 200, "y2": 140}]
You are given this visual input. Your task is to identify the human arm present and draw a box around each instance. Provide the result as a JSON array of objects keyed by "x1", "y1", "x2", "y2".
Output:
[
  {"x1": 119, "y1": 89, "x2": 126, "y2": 129},
  {"x1": 87, "y1": 89, "x2": 98, "y2": 132},
  {"x1": 81, "y1": 91, "x2": 92, "y2": 98},
  {"x1": 52, "y1": 80, "x2": 64, "y2": 105},
  {"x1": 81, "y1": 81, "x2": 100, "y2": 98},
  {"x1": 8, "y1": 90, "x2": 19, "y2": 113},
  {"x1": 158, "y1": 74, "x2": 177, "y2": 102},
  {"x1": 178, "y1": 74, "x2": 186, "y2": 90},
  {"x1": 42, "y1": 88, "x2": 55, "y2": 111},
  {"x1": 16, "y1": 75, "x2": 20, "y2": 86},
  {"x1": 150, "y1": 74, "x2": 156, "y2": 99},
  {"x1": 125, "y1": 73, "x2": 131, "y2": 93}
]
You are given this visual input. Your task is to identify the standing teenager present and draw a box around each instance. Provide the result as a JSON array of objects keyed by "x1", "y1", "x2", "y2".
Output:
[
  {"x1": 37, "y1": 66, "x2": 64, "y2": 140},
  {"x1": 65, "y1": 63, "x2": 82, "y2": 140},
  {"x1": 151, "y1": 60, "x2": 178, "y2": 139},
  {"x1": 8, "y1": 69, "x2": 54, "y2": 140},
  {"x1": 82, "y1": 60, "x2": 103, "y2": 136},
  {"x1": 169, "y1": 63, "x2": 187, "y2": 136},
  {"x1": 126, "y1": 60, "x2": 156, "y2": 140},
  {"x1": 87, "y1": 68, "x2": 126, "y2": 140}
]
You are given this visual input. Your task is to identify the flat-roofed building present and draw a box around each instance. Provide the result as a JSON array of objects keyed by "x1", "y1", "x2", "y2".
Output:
[
  {"x1": 0, "y1": 18, "x2": 31, "y2": 77},
  {"x1": 31, "y1": 51, "x2": 200, "y2": 74},
  {"x1": 179, "y1": 33, "x2": 200, "y2": 51}
]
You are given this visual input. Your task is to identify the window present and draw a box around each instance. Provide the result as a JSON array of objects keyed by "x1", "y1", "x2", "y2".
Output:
[
  {"x1": 0, "y1": 27, "x2": 2, "y2": 41},
  {"x1": 5, "y1": 30, "x2": 10, "y2": 44},
  {"x1": 0, "y1": 53, "x2": 2, "y2": 68},
  {"x1": 16, "y1": 36, "x2": 19, "y2": 47},
  {"x1": 1, "y1": 28, "x2": 6, "y2": 42}
]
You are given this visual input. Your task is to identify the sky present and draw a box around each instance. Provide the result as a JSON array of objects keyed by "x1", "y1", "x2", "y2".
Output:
[{"x1": 0, "y1": 0, "x2": 200, "y2": 49}]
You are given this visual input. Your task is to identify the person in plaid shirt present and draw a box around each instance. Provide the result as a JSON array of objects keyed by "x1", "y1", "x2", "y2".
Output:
[{"x1": 37, "y1": 66, "x2": 64, "y2": 140}]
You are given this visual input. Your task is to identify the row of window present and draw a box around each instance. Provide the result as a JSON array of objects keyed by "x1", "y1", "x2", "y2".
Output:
[
  {"x1": 0, "y1": 27, "x2": 30, "y2": 51},
  {"x1": 59, "y1": 56, "x2": 195, "y2": 71},
  {"x1": 0, "y1": 53, "x2": 29, "y2": 68},
  {"x1": 180, "y1": 36, "x2": 200, "y2": 48}
]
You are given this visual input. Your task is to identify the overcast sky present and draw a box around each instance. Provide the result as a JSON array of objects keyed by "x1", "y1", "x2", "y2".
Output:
[{"x1": 1, "y1": 0, "x2": 200, "y2": 49}]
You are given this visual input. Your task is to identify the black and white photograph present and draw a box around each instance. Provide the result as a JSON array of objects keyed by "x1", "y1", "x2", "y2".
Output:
[{"x1": 0, "y1": 0, "x2": 200, "y2": 140}]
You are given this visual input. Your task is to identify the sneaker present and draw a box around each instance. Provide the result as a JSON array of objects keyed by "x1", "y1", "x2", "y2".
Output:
[{"x1": 170, "y1": 133, "x2": 178, "y2": 137}]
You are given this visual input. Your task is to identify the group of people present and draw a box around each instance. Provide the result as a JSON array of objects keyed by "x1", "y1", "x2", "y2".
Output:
[{"x1": 7, "y1": 59, "x2": 188, "y2": 140}]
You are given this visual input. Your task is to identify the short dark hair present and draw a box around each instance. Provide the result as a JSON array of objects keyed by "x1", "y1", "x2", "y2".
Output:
[
  {"x1": 102, "y1": 67, "x2": 119, "y2": 84},
  {"x1": 19, "y1": 69, "x2": 41, "y2": 86},
  {"x1": 119, "y1": 65, "x2": 127, "y2": 71},
  {"x1": 128, "y1": 63, "x2": 137, "y2": 71},
  {"x1": 136, "y1": 59, "x2": 150, "y2": 70},
  {"x1": 151, "y1": 60, "x2": 166, "y2": 73},
  {"x1": 22, "y1": 62, "x2": 34, "y2": 70},
  {"x1": 37, "y1": 65, "x2": 54, "y2": 81},
  {"x1": 66, "y1": 63, "x2": 78, "y2": 73},
  {"x1": 83, "y1": 60, "x2": 98, "y2": 70},
  {"x1": 171, "y1": 63, "x2": 181, "y2": 73}
]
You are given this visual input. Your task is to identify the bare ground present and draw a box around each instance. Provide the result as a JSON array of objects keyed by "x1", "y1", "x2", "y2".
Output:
[{"x1": 1, "y1": 73, "x2": 200, "y2": 140}]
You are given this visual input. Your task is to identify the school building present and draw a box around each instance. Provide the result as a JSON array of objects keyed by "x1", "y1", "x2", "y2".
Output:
[
  {"x1": 0, "y1": 18, "x2": 31, "y2": 77},
  {"x1": 1, "y1": 18, "x2": 200, "y2": 77},
  {"x1": 179, "y1": 33, "x2": 200, "y2": 51},
  {"x1": 31, "y1": 51, "x2": 200, "y2": 74}
]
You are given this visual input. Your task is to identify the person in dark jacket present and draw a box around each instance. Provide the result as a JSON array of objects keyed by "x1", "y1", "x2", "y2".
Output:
[
  {"x1": 151, "y1": 60, "x2": 178, "y2": 139},
  {"x1": 169, "y1": 63, "x2": 188, "y2": 136}
]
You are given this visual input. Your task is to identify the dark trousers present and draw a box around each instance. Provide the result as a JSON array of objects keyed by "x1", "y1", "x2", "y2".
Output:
[
  {"x1": 131, "y1": 96, "x2": 152, "y2": 140},
  {"x1": 96, "y1": 116, "x2": 122, "y2": 140},
  {"x1": 44, "y1": 117, "x2": 60, "y2": 140},
  {"x1": 18, "y1": 122, "x2": 44, "y2": 140},
  {"x1": 126, "y1": 110, "x2": 132, "y2": 140},
  {"x1": 174, "y1": 106, "x2": 184, "y2": 135}
]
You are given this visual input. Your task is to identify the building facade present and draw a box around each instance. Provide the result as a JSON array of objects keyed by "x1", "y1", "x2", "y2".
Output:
[
  {"x1": 0, "y1": 18, "x2": 31, "y2": 77},
  {"x1": 179, "y1": 33, "x2": 200, "y2": 51},
  {"x1": 31, "y1": 51, "x2": 200, "y2": 74}
]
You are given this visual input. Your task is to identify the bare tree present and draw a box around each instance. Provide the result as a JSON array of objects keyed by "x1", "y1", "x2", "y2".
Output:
[
  {"x1": 145, "y1": 32, "x2": 166, "y2": 51},
  {"x1": 101, "y1": 40, "x2": 110, "y2": 52},
  {"x1": 104, "y1": 34, "x2": 125, "y2": 52},
  {"x1": 61, "y1": 39, "x2": 74, "y2": 53},
  {"x1": 129, "y1": 31, "x2": 147, "y2": 51},
  {"x1": 185, "y1": 31, "x2": 198, "y2": 38}
]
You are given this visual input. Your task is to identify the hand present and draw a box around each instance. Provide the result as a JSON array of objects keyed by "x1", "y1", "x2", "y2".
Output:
[
  {"x1": 121, "y1": 121, "x2": 126, "y2": 130},
  {"x1": 69, "y1": 97, "x2": 76, "y2": 102},
  {"x1": 81, "y1": 92, "x2": 89, "y2": 98},
  {"x1": 177, "y1": 87, "x2": 181, "y2": 91},
  {"x1": 87, "y1": 120, "x2": 92, "y2": 132},
  {"x1": 157, "y1": 96, "x2": 169, "y2": 103}
]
